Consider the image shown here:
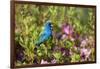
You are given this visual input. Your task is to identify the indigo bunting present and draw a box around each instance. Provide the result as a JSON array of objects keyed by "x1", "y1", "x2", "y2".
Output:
[{"x1": 35, "y1": 20, "x2": 53, "y2": 46}]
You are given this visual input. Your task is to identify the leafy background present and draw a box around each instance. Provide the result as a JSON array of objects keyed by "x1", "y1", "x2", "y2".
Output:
[{"x1": 15, "y1": 4, "x2": 95, "y2": 66}]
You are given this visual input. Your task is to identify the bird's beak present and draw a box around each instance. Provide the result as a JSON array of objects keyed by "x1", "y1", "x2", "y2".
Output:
[{"x1": 51, "y1": 24, "x2": 53, "y2": 27}]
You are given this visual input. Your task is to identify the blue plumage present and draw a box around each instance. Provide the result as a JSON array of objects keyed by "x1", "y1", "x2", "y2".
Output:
[{"x1": 35, "y1": 20, "x2": 52, "y2": 46}]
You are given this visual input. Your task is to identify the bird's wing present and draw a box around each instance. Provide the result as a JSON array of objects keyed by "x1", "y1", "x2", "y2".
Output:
[
  {"x1": 37, "y1": 32, "x2": 47, "y2": 44},
  {"x1": 39, "y1": 33, "x2": 46, "y2": 41}
]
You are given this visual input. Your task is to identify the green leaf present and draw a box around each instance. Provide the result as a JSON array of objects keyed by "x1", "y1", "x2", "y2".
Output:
[
  {"x1": 53, "y1": 52, "x2": 62, "y2": 61},
  {"x1": 71, "y1": 54, "x2": 80, "y2": 62},
  {"x1": 65, "y1": 40, "x2": 74, "y2": 49}
]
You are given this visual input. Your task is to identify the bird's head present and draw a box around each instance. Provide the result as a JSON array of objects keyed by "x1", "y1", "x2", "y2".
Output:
[
  {"x1": 45, "y1": 20, "x2": 53, "y2": 30},
  {"x1": 45, "y1": 20, "x2": 52, "y2": 26}
]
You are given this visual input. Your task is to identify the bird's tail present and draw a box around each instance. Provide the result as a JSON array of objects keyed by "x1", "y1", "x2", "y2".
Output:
[{"x1": 35, "y1": 41, "x2": 41, "y2": 47}]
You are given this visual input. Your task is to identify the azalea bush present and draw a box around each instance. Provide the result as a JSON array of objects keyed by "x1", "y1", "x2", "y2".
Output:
[{"x1": 15, "y1": 4, "x2": 95, "y2": 66}]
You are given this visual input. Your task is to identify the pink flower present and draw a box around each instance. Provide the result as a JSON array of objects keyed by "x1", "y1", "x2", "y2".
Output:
[
  {"x1": 41, "y1": 59, "x2": 49, "y2": 64},
  {"x1": 63, "y1": 25, "x2": 70, "y2": 34},
  {"x1": 62, "y1": 24, "x2": 74, "y2": 36},
  {"x1": 51, "y1": 59, "x2": 57, "y2": 64},
  {"x1": 80, "y1": 39, "x2": 87, "y2": 47},
  {"x1": 61, "y1": 34, "x2": 67, "y2": 39},
  {"x1": 80, "y1": 48, "x2": 91, "y2": 61}
]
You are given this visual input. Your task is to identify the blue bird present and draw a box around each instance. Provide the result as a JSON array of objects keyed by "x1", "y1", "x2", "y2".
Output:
[{"x1": 35, "y1": 20, "x2": 53, "y2": 46}]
